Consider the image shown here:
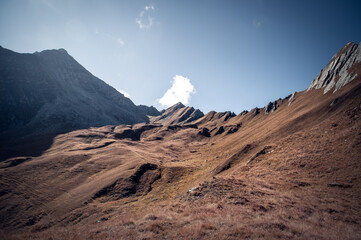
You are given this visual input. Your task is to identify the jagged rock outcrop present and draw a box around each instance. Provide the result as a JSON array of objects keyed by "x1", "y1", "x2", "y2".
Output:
[
  {"x1": 265, "y1": 100, "x2": 280, "y2": 114},
  {"x1": 150, "y1": 102, "x2": 204, "y2": 125},
  {"x1": 194, "y1": 111, "x2": 235, "y2": 125},
  {"x1": 308, "y1": 42, "x2": 361, "y2": 93},
  {"x1": 288, "y1": 92, "x2": 296, "y2": 106},
  {"x1": 238, "y1": 110, "x2": 249, "y2": 116},
  {"x1": 249, "y1": 107, "x2": 260, "y2": 117},
  {"x1": 198, "y1": 127, "x2": 210, "y2": 137},
  {"x1": 214, "y1": 126, "x2": 225, "y2": 135},
  {"x1": 0, "y1": 46, "x2": 149, "y2": 139}
]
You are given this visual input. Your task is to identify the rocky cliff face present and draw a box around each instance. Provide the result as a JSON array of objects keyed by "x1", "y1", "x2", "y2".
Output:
[
  {"x1": 0, "y1": 46, "x2": 148, "y2": 139},
  {"x1": 150, "y1": 102, "x2": 204, "y2": 125},
  {"x1": 308, "y1": 42, "x2": 361, "y2": 93}
]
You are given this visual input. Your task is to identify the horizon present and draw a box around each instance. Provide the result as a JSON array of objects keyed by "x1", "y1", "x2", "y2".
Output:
[
  {"x1": 0, "y1": 41, "x2": 359, "y2": 114},
  {"x1": 1, "y1": 0, "x2": 361, "y2": 113}
]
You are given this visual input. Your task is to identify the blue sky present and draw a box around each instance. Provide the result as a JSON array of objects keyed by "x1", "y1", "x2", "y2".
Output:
[{"x1": 1, "y1": 0, "x2": 361, "y2": 113}]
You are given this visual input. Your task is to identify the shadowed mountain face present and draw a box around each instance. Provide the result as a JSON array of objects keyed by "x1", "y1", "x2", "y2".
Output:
[
  {"x1": 0, "y1": 47, "x2": 149, "y2": 140},
  {"x1": 0, "y1": 43, "x2": 361, "y2": 239},
  {"x1": 137, "y1": 105, "x2": 161, "y2": 116}
]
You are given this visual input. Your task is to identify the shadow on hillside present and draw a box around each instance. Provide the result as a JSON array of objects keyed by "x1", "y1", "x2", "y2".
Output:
[{"x1": 0, "y1": 134, "x2": 57, "y2": 162}]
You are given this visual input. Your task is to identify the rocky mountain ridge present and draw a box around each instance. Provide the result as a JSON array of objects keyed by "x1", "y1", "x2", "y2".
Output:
[
  {"x1": 308, "y1": 41, "x2": 361, "y2": 93},
  {"x1": 150, "y1": 102, "x2": 204, "y2": 125},
  {"x1": 1, "y1": 42, "x2": 360, "y2": 141}
]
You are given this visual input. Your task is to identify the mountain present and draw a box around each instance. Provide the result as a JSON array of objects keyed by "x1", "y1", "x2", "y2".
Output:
[
  {"x1": 308, "y1": 42, "x2": 361, "y2": 93},
  {"x1": 0, "y1": 46, "x2": 149, "y2": 139},
  {"x1": 0, "y1": 42, "x2": 360, "y2": 239},
  {"x1": 137, "y1": 104, "x2": 161, "y2": 116},
  {"x1": 150, "y1": 102, "x2": 204, "y2": 125}
]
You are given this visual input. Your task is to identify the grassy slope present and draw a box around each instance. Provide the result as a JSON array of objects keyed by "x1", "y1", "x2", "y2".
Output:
[{"x1": 1, "y1": 78, "x2": 361, "y2": 239}]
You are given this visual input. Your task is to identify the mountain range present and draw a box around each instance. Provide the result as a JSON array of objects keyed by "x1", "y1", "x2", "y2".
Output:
[{"x1": 0, "y1": 42, "x2": 360, "y2": 239}]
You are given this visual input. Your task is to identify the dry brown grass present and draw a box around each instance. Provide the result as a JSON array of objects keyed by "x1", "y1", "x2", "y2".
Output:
[{"x1": 1, "y1": 80, "x2": 361, "y2": 239}]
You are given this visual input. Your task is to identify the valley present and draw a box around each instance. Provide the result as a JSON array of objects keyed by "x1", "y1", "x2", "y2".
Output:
[{"x1": 0, "y1": 42, "x2": 361, "y2": 239}]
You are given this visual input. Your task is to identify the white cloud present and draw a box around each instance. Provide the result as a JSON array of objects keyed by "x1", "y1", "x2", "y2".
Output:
[
  {"x1": 253, "y1": 20, "x2": 261, "y2": 28},
  {"x1": 145, "y1": 5, "x2": 155, "y2": 11},
  {"x1": 117, "y1": 89, "x2": 131, "y2": 98},
  {"x1": 136, "y1": 5, "x2": 155, "y2": 29},
  {"x1": 117, "y1": 38, "x2": 125, "y2": 45},
  {"x1": 158, "y1": 75, "x2": 196, "y2": 108}
]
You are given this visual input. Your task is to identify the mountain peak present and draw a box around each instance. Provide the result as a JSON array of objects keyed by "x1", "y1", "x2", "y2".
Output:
[
  {"x1": 0, "y1": 47, "x2": 149, "y2": 139},
  {"x1": 170, "y1": 102, "x2": 185, "y2": 109},
  {"x1": 150, "y1": 102, "x2": 203, "y2": 125},
  {"x1": 35, "y1": 48, "x2": 69, "y2": 56},
  {"x1": 56, "y1": 48, "x2": 68, "y2": 54},
  {"x1": 308, "y1": 42, "x2": 361, "y2": 93}
]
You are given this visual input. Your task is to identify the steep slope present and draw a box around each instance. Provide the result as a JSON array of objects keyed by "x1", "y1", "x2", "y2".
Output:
[
  {"x1": 137, "y1": 105, "x2": 161, "y2": 116},
  {"x1": 150, "y1": 102, "x2": 204, "y2": 125},
  {"x1": 308, "y1": 41, "x2": 361, "y2": 93},
  {"x1": 0, "y1": 42, "x2": 360, "y2": 239},
  {"x1": 0, "y1": 46, "x2": 148, "y2": 139}
]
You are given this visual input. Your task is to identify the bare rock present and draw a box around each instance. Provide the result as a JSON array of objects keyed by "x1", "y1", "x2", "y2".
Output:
[
  {"x1": 150, "y1": 102, "x2": 204, "y2": 125},
  {"x1": 214, "y1": 126, "x2": 225, "y2": 135},
  {"x1": 198, "y1": 128, "x2": 211, "y2": 137},
  {"x1": 308, "y1": 42, "x2": 361, "y2": 94},
  {"x1": 288, "y1": 92, "x2": 296, "y2": 106},
  {"x1": 265, "y1": 100, "x2": 280, "y2": 114}
]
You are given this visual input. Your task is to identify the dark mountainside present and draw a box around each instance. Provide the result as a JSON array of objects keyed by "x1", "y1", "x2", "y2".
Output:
[
  {"x1": 0, "y1": 46, "x2": 149, "y2": 140},
  {"x1": 0, "y1": 42, "x2": 360, "y2": 239},
  {"x1": 137, "y1": 105, "x2": 161, "y2": 116}
]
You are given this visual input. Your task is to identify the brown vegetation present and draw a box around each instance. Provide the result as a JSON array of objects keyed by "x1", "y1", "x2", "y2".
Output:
[{"x1": 1, "y1": 77, "x2": 361, "y2": 239}]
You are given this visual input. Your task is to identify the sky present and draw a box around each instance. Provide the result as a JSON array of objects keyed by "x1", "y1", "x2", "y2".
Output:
[{"x1": 0, "y1": 0, "x2": 361, "y2": 113}]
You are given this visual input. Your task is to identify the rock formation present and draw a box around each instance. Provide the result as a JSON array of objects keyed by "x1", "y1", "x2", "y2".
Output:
[
  {"x1": 288, "y1": 92, "x2": 296, "y2": 106},
  {"x1": 265, "y1": 100, "x2": 279, "y2": 114},
  {"x1": 150, "y1": 102, "x2": 204, "y2": 125},
  {"x1": 308, "y1": 42, "x2": 361, "y2": 93}
]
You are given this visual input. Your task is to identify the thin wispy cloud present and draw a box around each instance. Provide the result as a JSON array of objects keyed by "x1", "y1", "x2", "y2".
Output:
[
  {"x1": 158, "y1": 75, "x2": 196, "y2": 108},
  {"x1": 93, "y1": 29, "x2": 125, "y2": 46},
  {"x1": 136, "y1": 5, "x2": 155, "y2": 29},
  {"x1": 253, "y1": 19, "x2": 261, "y2": 28},
  {"x1": 145, "y1": 5, "x2": 155, "y2": 11},
  {"x1": 117, "y1": 38, "x2": 125, "y2": 46}
]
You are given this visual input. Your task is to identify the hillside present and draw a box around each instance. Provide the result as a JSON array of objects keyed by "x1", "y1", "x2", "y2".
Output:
[
  {"x1": 0, "y1": 46, "x2": 148, "y2": 140},
  {"x1": 0, "y1": 42, "x2": 360, "y2": 239}
]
